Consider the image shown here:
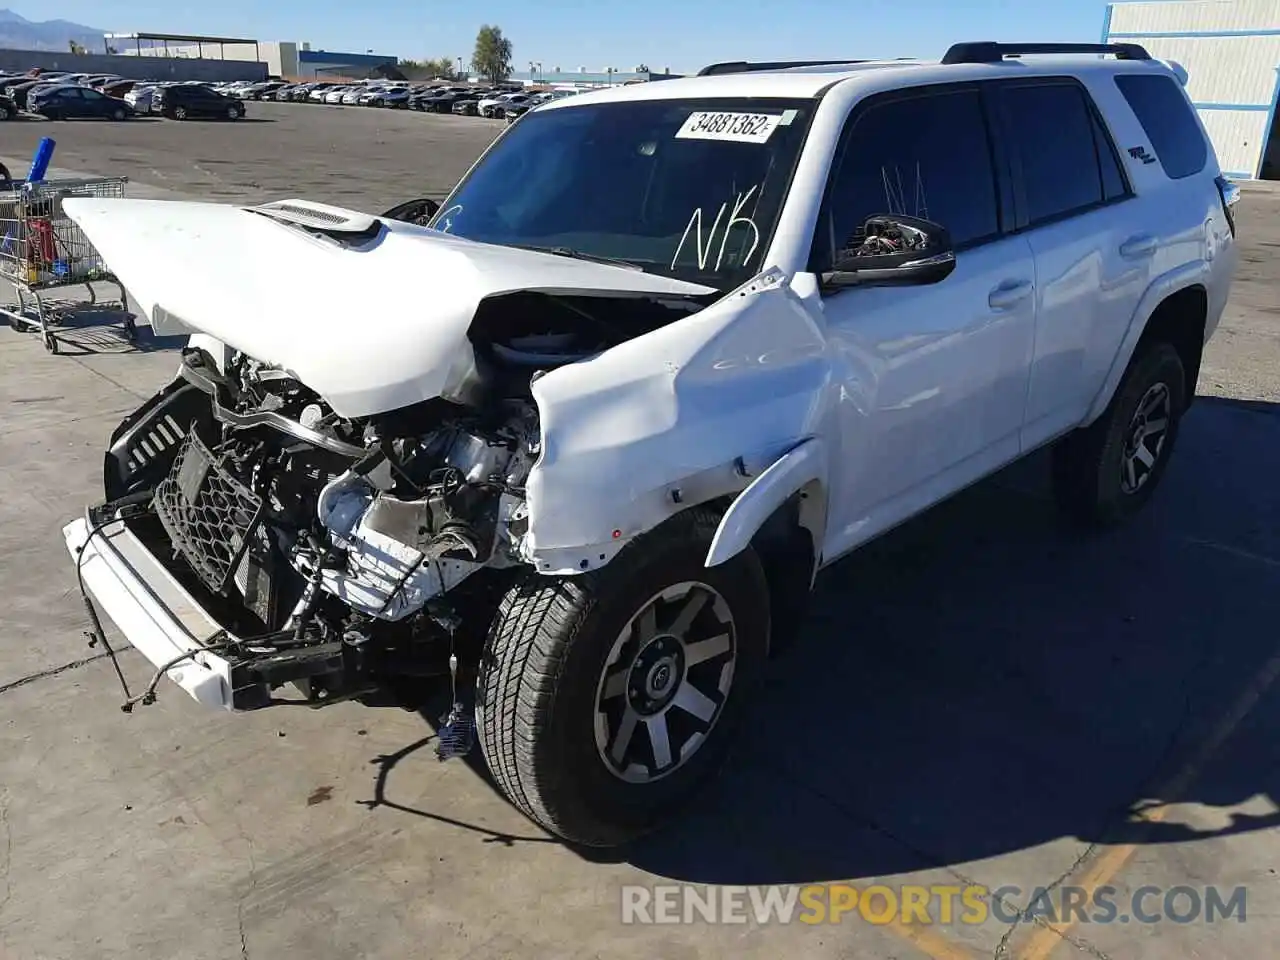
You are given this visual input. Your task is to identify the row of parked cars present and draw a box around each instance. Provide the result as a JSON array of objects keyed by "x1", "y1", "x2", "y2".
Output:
[
  {"x1": 245, "y1": 77, "x2": 583, "y2": 120},
  {"x1": 0, "y1": 70, "x2": 248, "y2": 121}
]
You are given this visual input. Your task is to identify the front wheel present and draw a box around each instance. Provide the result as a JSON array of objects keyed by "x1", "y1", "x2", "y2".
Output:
[
  {"x1": 477, "y1": 508, "x2": 769, "y2": 847},
  {"x1": 172, "y1": 106, "x2": 187, "y2": 120},
  {"x1": 111, "y1": 107, "x2": 126, "y2": 121},
  {"x1": 227, "y1": 104, "x2": 242, "y2": 120},
  {"x1": 1051, "y1": 341, "x2": 1186, "y2": 526}
]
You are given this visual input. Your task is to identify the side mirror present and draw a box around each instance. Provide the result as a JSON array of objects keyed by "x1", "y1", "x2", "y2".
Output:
[
  {"x1": 822, "y1": 214, "x2": 956, "y2": 290},
  {"x1": 379, "y1": 197, "x2": 441, "y2": 226}
]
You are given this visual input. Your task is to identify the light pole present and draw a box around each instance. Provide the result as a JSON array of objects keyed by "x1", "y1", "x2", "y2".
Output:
[
  {"x1": 605, "y1": 66, "x2": 615, "y2": 87},
  {"x1": 456, "y1": 56, "x2": 463, "y2": 79}
]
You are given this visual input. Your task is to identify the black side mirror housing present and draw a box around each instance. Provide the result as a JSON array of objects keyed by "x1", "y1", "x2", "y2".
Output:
[
  {"x1": 822, "y1": 214, "x2": 956, "y2": 290},
  {"x1": 379, "y1": 197, "x2": 442, "y2": 226}
]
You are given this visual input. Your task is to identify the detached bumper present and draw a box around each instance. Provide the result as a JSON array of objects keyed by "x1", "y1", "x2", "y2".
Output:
[{"x1": 62, "y1": 515, "x2": 237, "y2": 710}]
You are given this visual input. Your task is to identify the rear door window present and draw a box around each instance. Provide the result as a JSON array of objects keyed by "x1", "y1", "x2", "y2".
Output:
[
  {"x1": 1114, "y1": 74, "x2": 1208, "y2": 179},
  {"x1": 999, "y1": 82, "x2": 1113, "y2": 226}
]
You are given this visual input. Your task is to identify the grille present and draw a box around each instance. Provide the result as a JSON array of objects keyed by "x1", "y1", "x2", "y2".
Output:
[{"x1": 154, "y1": 432, "x2": 265, "y2": 595}]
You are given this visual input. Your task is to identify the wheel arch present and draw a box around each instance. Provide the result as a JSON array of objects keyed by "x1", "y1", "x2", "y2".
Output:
[{"x1": 1085, "y1": 268, "x2": 1209, "y2": 425}]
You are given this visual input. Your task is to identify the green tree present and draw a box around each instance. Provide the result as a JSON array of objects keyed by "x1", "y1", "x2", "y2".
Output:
[
  {"x1": 423, "y1": 56, "x2": 457, "y2": 78},
  {"x1": 472, "y1": 25, "x2": 513, "y2": 84},
  {"x1": 635, "y1": 63, "x2": 651, "y2": 74},
  {"x1": 68, "y1": 40, "x2": 86, "y2": 54}
]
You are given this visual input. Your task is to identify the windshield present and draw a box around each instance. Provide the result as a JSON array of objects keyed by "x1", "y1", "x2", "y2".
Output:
[{"x1": 430, "y1": 96, "x2": 816, "y2": 289}]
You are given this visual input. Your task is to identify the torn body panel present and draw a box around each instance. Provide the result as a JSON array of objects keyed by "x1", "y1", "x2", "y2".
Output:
[{"x1": 524, "y1": 269, "x2": 834, "y2": 574}]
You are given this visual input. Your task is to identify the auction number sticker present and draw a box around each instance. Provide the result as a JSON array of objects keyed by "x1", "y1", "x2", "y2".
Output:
[{"x1": 675, "y1": 111, "x2": 783, "y2": 143}]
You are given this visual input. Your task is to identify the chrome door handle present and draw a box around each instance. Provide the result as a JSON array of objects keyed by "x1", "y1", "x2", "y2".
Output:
[
  {"x1": 1119, "y1": 234, "x2": 1158, "y2": 259},
  {"x1": 988, "y1": 279, "x2": 1033, "y2": 310}
]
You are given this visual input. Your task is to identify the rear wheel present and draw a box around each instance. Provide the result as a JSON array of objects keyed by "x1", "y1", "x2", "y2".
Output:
[
  {"x1": 477, "y1": 508, "x2": 769, "y2": 847},
  {"x1": 1052, "y1": 341, "x2": 1186, "y2": 526}
]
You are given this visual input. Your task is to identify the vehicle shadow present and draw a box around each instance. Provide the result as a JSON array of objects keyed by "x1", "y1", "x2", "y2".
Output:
[{"x1": 365, "y1": 396, "x2": 1280, "y2": 880}]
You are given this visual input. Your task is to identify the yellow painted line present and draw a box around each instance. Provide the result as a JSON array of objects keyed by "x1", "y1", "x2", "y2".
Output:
[
  {"x1": 1016, "y1": 645, "x2": 1280, "y2": 960},
  {"x1": 883, "y1": 914, "x2": 984, "y2": 960}
]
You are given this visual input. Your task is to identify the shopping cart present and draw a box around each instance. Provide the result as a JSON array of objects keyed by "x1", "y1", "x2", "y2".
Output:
[{"x1": 0, "y1": 174, "x2": 134, "y2": 354}]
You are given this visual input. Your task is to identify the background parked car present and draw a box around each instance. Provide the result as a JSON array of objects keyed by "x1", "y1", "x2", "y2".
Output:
[
  {"x1": 377, "y1": 87, "x2": 417, "y2": 109},
  {"x1": 101, "y1": 79, "x2": 136, "y2": 99},
  {"x1": 29, "y1": 84, "x2": 133, "y2": 121},
  {"x1": 236, "y1": 80, "x2": 286, "y2": 100},
  {"x1": 124, "y1": 84, "x2": 160, "y2": 114},
  {"x1": 157, "y1": 84, "x2": 245, "y2": 120},
  {"x1": 7, "y1": 79, "x2": 58, "y2": 110},
  {"x1": 480, "y1": 92, "x2": 534, "y2": 118}
]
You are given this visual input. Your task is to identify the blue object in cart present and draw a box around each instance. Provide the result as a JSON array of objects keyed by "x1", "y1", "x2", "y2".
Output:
[{"x1": 26, "y1": 137, "x2": 56, "y2": 183}]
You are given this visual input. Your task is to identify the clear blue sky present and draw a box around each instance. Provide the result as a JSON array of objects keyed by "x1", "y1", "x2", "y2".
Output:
[{"x1": 13, "y1": 0, "x2": 1107, "y2": 73}]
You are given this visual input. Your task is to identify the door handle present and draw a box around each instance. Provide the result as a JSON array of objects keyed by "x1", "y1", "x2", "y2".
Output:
[
  {"x1": 1119, "y1": 234, "x2": 1158, "y2": 259},
  {"x1": 988, "y1": 279, "x2": 1033, "y2": 310}
]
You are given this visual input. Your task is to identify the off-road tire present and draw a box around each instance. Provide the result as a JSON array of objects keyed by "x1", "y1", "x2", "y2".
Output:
[
  {"x1": 1051, "y1": 341, "x2": 1187, "y2": 526},
  {"x1": 477, "y1": 507, "x2": 770, "y2": 847}
]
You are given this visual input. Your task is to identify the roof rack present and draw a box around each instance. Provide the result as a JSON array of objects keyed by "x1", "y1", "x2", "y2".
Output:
[
  {"x1": 941, "y1": 41, "x2": 1152, "y2": 64},
  {"x1": 697, "y1": 59, "x2": 876, "y2": 76}
]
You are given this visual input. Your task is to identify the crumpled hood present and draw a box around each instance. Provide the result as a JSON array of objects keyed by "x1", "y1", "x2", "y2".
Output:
[{"x1": 61, "y1": 197, "x2": 714, "y2": 418}]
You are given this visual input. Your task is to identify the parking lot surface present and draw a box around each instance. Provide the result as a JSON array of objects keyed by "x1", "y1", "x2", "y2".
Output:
[{"x1": 3, "y1": 103, "x2": 1280, "y2": 960}]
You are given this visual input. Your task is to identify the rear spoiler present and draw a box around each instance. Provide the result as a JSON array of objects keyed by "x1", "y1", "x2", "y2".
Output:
[{"x1": 1158, "y1": 59, "x2": 1190, "y2": 85}]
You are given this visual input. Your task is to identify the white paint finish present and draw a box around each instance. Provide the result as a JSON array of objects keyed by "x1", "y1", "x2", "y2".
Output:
[
  {"x1": 60, "y1": 197, "x2": 713, "y2": 420},
  {"x1": 1019, "y1": 202, "x2": 1153, "y2": 447},
  {"x1": 1109, "y1": 0, "x2": 1280, "y2": 35},
  {"x1": 62, "y1": 518, "x2": 235, "y2": 710},
  {"x1": 524, "y1": 268, "x2": 826, "y2": 573},
  {"x1": 705, "y1": 437, "x2": 827, "y2": 568},
  {"x1": 1077, "y1": 69, "x2": 1237, "y2": 418},
  {"x1": 63, "y1": 54, "x2": 1242, "y2": 685},
  {"x1": 1197, "y1": 107, "x2": 1273, "y2": 173},
  {"x1": 818, "y1": 234, "x2": 1038, "y2": 554}
]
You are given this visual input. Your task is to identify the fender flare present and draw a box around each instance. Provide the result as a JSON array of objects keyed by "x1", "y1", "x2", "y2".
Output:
[
  {"x1": 1084, "y1": 261, "x2": 1209, "y2": 424},
  {"x1": 705, "y1": 437, "x2": 827, "y2": 568}
]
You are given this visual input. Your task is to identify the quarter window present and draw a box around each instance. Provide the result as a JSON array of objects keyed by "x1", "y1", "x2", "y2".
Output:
[
  {"x1": 1114, "y1": 74, "x2": 1208, "y2": 180},
  {"x1": 818, "y1": 88, "x2": 1000, "y2": 266},
  {"x1": 1001, "y1": 82, "x2": 1108, "y2": 225}
]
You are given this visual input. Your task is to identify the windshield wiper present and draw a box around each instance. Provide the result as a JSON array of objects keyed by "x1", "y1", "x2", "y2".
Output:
[{"x1": 513, "y1": 244, "x2": 644, "y2": 271}]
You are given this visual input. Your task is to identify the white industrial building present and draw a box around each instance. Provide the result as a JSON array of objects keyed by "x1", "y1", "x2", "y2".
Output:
[
  {"x1": 1102, "y1": 0, "x2": 1280, "y2": 179},
  {"x1": 107, "y1": 34, "x2": 397, "y2": 81}
]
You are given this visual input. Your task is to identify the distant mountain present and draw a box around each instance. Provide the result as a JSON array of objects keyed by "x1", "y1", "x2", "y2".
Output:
[{"x1": 0, "y1": 8, "x2": 106, "y2": 53}]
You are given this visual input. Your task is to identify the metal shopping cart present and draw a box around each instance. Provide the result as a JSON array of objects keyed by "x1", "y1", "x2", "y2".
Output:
[{"x1": 0, "y1": 173, "x2": 134, "y2": 354}]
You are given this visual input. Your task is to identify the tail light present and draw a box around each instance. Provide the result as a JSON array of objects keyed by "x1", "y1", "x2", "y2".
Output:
[{"x1": 1214, "y1": 175, "x2": 1240, "y2": 237}]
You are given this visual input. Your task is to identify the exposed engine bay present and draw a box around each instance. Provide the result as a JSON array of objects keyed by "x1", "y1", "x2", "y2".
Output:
[{"x1": 95, "y1": 288, "x2": 705, "y2": 708}]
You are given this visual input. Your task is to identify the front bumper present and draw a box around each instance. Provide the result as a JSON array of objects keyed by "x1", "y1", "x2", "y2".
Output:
[{"x1": 63, "y1": 514, "x2": 238, "y2": 710}]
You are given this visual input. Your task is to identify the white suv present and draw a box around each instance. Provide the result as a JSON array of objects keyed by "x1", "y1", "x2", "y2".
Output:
[{"x1": 62, "y1": 41, "x2": 1239, "y2": 848}]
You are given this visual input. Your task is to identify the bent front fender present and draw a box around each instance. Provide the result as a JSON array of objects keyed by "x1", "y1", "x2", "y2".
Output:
[{"x1": 705, "y1": 437, "x2": 827, "y2": 568}]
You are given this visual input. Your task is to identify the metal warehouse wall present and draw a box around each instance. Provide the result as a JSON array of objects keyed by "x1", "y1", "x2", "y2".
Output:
[
  {"x1": 1103, "y1": 0, "x2": 1280, "y2": 178},
  {"x1": 124, "y1": 41, "x2": 297, "y2": 78}
]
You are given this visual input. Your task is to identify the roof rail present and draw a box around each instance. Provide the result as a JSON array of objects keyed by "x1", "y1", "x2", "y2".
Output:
[
  {"x1": 941, "y1": 42, "x2": 1152, "y2": 65},
  {"x1": 697, "y1": 59, "x2": 875, "y2": 76}
]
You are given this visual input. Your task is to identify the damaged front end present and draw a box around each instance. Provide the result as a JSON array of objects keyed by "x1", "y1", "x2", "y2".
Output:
[{"x1": 73, "y1": 284, "x2": 707, "y2": 712}]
